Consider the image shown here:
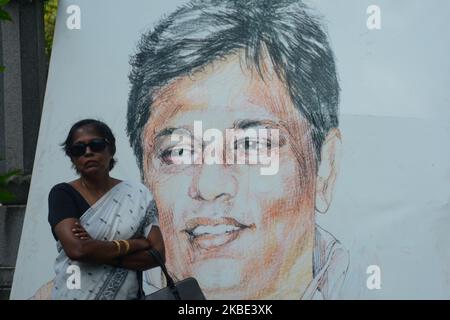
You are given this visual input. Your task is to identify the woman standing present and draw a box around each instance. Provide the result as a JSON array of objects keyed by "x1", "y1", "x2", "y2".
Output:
[{"x1": 48, "y1": 119, "x2": 164, "y2": 299}]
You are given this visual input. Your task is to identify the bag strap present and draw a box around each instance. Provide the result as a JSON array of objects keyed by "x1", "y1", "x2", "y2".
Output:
[
  {"x1": 148, "y1": 248, "x2": 181, "y2": 300},
  {"x1": 148, "y1": 249, "x2": 175, "y2": 287},
  {"x1": 136, "y1": 270, "x2": 145, "y2": 299}
]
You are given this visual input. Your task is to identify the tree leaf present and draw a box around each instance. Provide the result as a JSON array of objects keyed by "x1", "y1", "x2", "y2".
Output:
[
  {"x1": 0, "y1": 8, "x2": 12, "y2": 21},
  {"x1": 0, "y1": 169, "x2": 21, "y2": 186},
  {"x1": 0, "y1": 0, "x2": 10, "y2": 7},
  {"x1": 0, "y1": 66, "x2": 4, "y2": 72},
  {"x1": 0, "y1": 190, "x2": 16, "y2": 203},
  {"x1": 0, "y1": 189, "x2": 16, "y2": 203}
]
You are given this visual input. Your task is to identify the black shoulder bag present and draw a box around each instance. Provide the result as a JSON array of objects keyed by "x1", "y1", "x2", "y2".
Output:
[{"x1": 136, "y1": 248, "x2": 206, "y2": 300}]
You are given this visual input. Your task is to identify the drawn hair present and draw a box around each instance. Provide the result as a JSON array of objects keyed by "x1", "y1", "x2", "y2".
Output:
[{"x1": 127, "y1": 0, "x2": 340, "y2": 173}]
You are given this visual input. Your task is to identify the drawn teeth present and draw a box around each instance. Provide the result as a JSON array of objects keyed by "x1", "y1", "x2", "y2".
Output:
[{"x1": 192, "y1": 224, "x2": 240, "y2": 236}]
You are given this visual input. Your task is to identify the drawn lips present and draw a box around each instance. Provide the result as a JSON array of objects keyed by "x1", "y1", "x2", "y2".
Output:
[{"x1": 184, "y1": 217, "x2": 251, "y2": 249}]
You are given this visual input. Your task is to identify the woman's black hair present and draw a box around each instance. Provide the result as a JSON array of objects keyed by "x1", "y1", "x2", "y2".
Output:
[{"x1": 61, "y1": 119, "x2": 117, "y2": 171}]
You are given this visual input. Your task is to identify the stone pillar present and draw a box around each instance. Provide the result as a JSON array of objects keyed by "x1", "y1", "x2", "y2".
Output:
[
  {"x1": 19, "y1": 0, "x2": 46, "y2": 174},
  {"x1": 0, "y1": 0, "x2": 46, "y2": 300},
  {"x1": 0, "y1": 0, "x2": 23, "y2": 173},
  {"x1": 0, "y1": 0, "x2": 46, "y2": 175}
]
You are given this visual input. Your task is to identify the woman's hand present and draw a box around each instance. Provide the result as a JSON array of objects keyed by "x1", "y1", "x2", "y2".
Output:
[{"x1": 71, "y1": 222, "x2": 92, "y2": 240}]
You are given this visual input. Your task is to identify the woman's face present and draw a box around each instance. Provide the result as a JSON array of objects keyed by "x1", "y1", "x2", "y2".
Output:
[
  {"x1": 69, "y1": 125, "x2": 112, "y2": 177},
  {"x1": 142, "y1": 54, "x2": 317, "y2": 299}
]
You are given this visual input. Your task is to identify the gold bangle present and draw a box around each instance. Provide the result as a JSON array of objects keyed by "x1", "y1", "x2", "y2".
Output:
[
  {"x1": 119, "y1": 240, "x2": 130, "y2": 255},
  {"x1": 112, "y1": 240, "x2": 121, "y2": 255}
]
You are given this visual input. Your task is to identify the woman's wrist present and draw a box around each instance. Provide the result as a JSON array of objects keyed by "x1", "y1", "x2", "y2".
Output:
[
  {"x1": 129, "y1": 238, "x2": 151, "y2": 252},
  {"x1": 111, "y1": 239, "x2": 132, "y2": 257},
  {"x1": 141, "y1": 238, "x2": 152, "y2": 250},
  {"x1": 111, "y1": 256, "x2": 124, "y2": 268}
]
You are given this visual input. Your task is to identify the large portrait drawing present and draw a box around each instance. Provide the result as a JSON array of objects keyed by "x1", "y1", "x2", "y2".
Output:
[
  {"x1": 126, "y1": 0, "x2": 347, "y2": 299},
  {"x1": 10, "y1": 0, "x2": 450, "y2": 300}
]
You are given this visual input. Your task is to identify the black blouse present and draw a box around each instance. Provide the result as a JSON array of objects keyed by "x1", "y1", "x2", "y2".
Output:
[{"x1": 48, "y1": 183, "x2": 90, "y2": 241}]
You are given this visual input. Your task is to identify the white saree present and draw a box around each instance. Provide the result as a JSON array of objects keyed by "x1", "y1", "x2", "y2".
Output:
[{"x1": 51, "y1": 180, "x2": 158, "y2": 300}]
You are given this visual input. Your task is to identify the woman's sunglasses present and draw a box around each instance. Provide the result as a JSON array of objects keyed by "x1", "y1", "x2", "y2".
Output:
[{"x1": 69, "y1": 138, "x2": 109, "y2": 157}]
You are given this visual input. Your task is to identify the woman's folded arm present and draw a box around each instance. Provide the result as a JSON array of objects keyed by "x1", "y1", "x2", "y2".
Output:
[
  {"x1": 54, "y1": 218, "x2": 151, "y2": 264},
  {"x1": 113, "y1": 225, "x2": 165, "y2": 271}
]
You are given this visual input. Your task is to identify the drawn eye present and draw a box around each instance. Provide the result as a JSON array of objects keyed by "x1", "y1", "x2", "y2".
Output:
[
  {"x1": 233, "y1": 137, "x2": 273, "y2": 164},
  {"x1": 234, "y1": 138, "x2": 271, "y2": 152},
  {"x1": 160, "y1": 146, "x2": 193, "y2": 165}
]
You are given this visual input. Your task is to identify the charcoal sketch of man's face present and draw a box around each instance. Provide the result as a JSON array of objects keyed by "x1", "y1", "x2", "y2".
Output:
[
  {"x1": 140, "y1": 52, "x2": 340, "y2": 299},
  {"x1": 127, "y1": 0, "x2": 344, "y2": 299}
]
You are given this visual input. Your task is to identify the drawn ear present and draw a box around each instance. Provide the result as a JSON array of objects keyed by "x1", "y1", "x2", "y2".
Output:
[{"x1": 315, "y1": 128, "x2": 341, "y2": 214}]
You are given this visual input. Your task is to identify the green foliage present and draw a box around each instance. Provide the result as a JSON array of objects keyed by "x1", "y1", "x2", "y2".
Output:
[
  {"x1": 0, "y1": 0, "x2": 10, "y2": 72},
  {"x1": 44, "y1": 0, "x2": 58, "y2": 57},
  {"x1": 0, "y1": 0, "x2": 11, "y2": 22},
  {"x1": 0, "y1": 169, "x2": 21, "y2": 203},
  {"x1": 0, "y1": 9, "x2": 11, "y2": 22}
]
